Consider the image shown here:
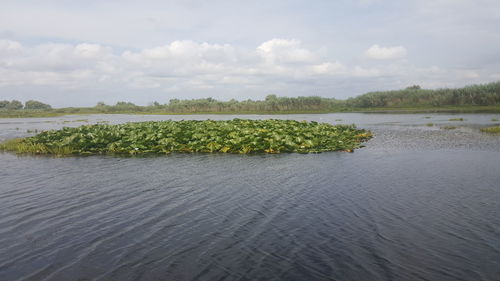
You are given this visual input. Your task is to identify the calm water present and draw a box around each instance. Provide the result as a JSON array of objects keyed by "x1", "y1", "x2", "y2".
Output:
[{"x1": 1, "y1": 113, "x2": 499, "y2": 281}]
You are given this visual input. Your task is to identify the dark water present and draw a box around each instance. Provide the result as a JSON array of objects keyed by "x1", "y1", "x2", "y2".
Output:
[{"x1": 1, "y1": 113, "x2": 499, "y2": 281}]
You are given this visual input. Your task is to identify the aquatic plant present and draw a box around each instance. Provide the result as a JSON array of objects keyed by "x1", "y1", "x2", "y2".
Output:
[
  {"x1": 442, "y1": 126, "x2": 456, "y2": 130},
  {"x1": 0, "y1": 119, "x2": 372, "y2": 155},
  {"x1": 449, "y1": 118, "x2": 464, "y2": 121},
  {"x1": 480, "y1": 126, "x2": 500, "y2": 134},
  {"x1": 492, "y1": 118, "x2": 499, "y2": 121},
  {"x1": 426, "y1": 123, "x2": 434, "y2": 127}
]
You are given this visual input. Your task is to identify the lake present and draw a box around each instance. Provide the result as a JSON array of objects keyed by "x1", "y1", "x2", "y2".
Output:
[{"x1": 1, "y1": 113, "x2": 499, "y2": 281}]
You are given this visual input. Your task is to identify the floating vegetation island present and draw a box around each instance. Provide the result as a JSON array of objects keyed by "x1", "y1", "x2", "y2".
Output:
[{"x1": 0, "y1": 119, "x2": 372, "y2": 156}]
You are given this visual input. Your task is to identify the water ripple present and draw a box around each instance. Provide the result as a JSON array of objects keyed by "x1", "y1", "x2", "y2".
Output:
[{"x1": 0, "y1": 114, "x2": 499, "y2": 280}]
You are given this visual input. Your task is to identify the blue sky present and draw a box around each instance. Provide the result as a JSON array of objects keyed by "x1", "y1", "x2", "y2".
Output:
[{"x1": 0, "y1": 0, "x2": 499, "y2": 107}]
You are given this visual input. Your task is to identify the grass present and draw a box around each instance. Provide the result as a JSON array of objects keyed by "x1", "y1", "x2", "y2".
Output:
[
  {"x1": 0, "y1": 119, "x2": 373, "y2": 156},
  {"x1": 449, "y1": 118, "x2": 464, "y2": 121},
  {"x1": 351, "y1": 105, "x2": 500, "y2": 114},
  {"x1": 442, "y1": 126, "x2": 457, "y2": 130},
  {"x1": 492, "y1": 118, "x2": 499, "y2": 121},
  {"x1": 0, "y1": 138, "x2": 75, "y2": 155},
  {"x1": 426, "y1": 123, "x2": 434, "y2": 127},
  {"x1": 480, "y1": 126, "x2": 500, "y2": 134}
]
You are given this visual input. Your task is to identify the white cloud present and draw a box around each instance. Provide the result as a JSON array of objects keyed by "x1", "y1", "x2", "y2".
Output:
[
  {"x1": 364, "y1": 44, "x2": 407, "y2": 60},
  {"x1": 257, "y1": 39, "x2": 316, "y2": 64},
  {"x1": 0, "y1": 39, "x2": 345, "y2": 92},
  {"x1": 74, "y1": 43, "x2": 112, "y2": 59},
  {"x1": 0, "y1": 40, "x2": 23, "y2": 54},
  {"x1": 0, "y1": 40, "x2": 119, "y2": 88},
  {"x1": 311, "y1": 62, "x2": 345, "y2": 75}
]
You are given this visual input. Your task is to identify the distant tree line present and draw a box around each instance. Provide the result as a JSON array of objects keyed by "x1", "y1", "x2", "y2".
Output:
[
  {"x1": 93, "y1": 95, "x2": 343, "y2": 113},
  {"x1": 0, "y1": 100, "x2": 52, "y2": 110},
  {"x1": 89, "y1": 81, "x2": 500, "y2": 112},
  {"x1": 1, "y1": 81, "x2": 499, "y2": 113}
]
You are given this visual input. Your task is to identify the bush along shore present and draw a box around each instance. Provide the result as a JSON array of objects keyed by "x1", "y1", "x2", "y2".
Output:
[
  {"x1": 1, "y1": 81, "x2": 500, "y2": 118},
  {"x1": 0, "y1": 119, "x2": 372, "y2": 156}
]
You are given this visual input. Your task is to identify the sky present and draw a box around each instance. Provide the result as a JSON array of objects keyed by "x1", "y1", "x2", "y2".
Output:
[{"x1": 0, "y1": 0, "x2": 499, "y2": 107}]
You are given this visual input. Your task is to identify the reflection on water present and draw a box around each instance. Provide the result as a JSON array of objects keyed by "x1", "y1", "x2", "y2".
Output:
[{"x1": 0, "y1": 113, "x2": 499, "y2": 281}]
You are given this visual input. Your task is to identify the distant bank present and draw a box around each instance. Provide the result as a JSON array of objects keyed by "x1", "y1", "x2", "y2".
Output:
[{"x1": 1, "y1": 81, "x2": 500, "y2": 118}]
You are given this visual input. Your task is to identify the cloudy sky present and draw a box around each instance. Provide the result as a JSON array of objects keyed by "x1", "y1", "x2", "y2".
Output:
[{"x1": 1, "y1": 0, "x2": 499, "y2": 107}]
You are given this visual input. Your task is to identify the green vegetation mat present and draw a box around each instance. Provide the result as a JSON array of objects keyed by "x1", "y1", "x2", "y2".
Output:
[{"x1": 0, "y1": 119, "x2": 372, "y2": 155}]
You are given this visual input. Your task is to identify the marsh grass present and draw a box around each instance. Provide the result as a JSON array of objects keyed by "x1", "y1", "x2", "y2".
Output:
[
  {"x1": 426, "y1": 123, "x2": 434, "y2": 127},
  {"x1": 0, "y1": 138, "x2": 75, "y2": 156},
  {"x1": 449, "y1": 118, "x2": 465, "y2": 121},
  {"x1": 492, "y1": 118, "x2": 499, "y2": 121},
  {"x1": 480, "y1": 126, "x2": 500, "y2": 134}
]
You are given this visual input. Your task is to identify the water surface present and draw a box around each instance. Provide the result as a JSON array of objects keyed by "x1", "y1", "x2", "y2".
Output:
[{"x1": 1, "y1": 113, "x2": 499, "y2": 281}]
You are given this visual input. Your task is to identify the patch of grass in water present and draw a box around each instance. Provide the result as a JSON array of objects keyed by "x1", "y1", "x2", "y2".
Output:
[
  {"x1": 426, "y1": 123, "x2": 434, "y2": 127},
  {"x1": 424, "y1": 116, "x2": 432, "y2": 119},
  {"x1": 0, "y1": 119, "x2": 372, "y2": 156},
  {"x1": 0, "y1": 138, "x2": 74, "y2": 156},
  {"x1": 480, "y1": 126, "x2": 500, "y2": 134},
  {"x1": 492, "y1": 118, "x2": 499, "y2": 122},
  {"x1": 442, "y1": 126, "x2": 457, "y2": 130},
  {"x1": 449, "y1": 118, "x2": 464, "y2": 121}
]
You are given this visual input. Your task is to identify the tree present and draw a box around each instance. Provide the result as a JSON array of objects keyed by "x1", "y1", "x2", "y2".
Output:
[
  {"x1": 5, "y1": 100, "x2": 23, "y2": 110},
  {"x1": 265, "y1": 94, "x2": 277, "y2": 101},
  {"x1": 406, "y1": 85, "x2": 421, "y2": 90},
  {"x1": 113, "y1": 101, "x2": 140, "y2": 112},
  {"x1": 0, "y1": 100, "x2": 9, "y2": 108},
  {"x1": 24, "y1": 100, "x2": 52, "y2": 110}
]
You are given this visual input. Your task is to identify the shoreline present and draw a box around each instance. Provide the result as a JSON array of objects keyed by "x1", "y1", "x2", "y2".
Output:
[{"x1": 1, "y1": 105, "x2": 500, "y2": 118}]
